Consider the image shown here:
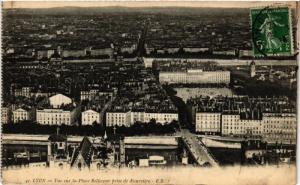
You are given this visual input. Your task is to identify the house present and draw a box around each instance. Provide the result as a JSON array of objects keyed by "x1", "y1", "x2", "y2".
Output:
[
  {"x1": 12, "y1": 107, "x2": 34, "y2": 123},
  {"x1": 82, "y1": 109, "x2": 100, "y2": 125},
  {"x1": 36, "y1": 108, "x2": 79, "y2": 125}
]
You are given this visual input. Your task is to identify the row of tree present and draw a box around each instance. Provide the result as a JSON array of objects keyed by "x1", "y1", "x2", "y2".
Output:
[
  {"x1": 234, "y1": 78, "x2": 296, "y2": 100},
  {"x1": 2, "y1": 120, "x2": 179, "y2": 138}
]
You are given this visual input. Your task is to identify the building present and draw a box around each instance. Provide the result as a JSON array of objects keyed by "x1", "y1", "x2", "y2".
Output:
[
  {"x1": 183, "y1": 47, "x2": 209, "y2": 53},
  {"x1": 212, "y1": 50, "x2": 236, "y2": 56},
  {"x1": 195, "y1": 113, "x2": 221, "y2": 135},
  {"x1": 48, "y1": 133, "x2": 70, "y2": 168},
  {"x1": 37, "y1": 49, "x2": 55, "y2": 59},
  {"x1": 144, "y1": 112, "x2": 178, "y2": 124},
  {"x1": 262, "y1": 113, "x2": 297, "y2": 143},
  {"x1": 221, "y1": 114, "x2": 262, "y2": 136},
  {"x1": 81, "y1": 109, "x2": 100, "y2": 125},
  {"x1": 48, "y1": 133, "x2": 110, "y2": 169},
  {"x1": 12, "y1": 108, "x2": 34, "y2": 123},
  {"x1": 129, "y1": 111, "x2": 145, "y2": 124},
  {"x1": 195, "y1": 112, "x2": 296, "y2": 143},
  {"x1": 23, "y1": 87, "x2": 32, "y2": 98},
  {"x1": 250, "y1": 61, "x2": 256, "y2": 77},
  {"x1": 190, "y1": 96, "x2": 296, "y2": 143},
  {"x1": 1, "y1": 106, "x2": 11, "y2": 124},
  {"x1": 12, "y1": 86, "x2": 32, "y2": 98},
  {"x1": 36, "y1": 108, "x2": 79, "y2": 125},
  {"x1": 145, "y1": 47, "x2": 155, "y2": 55},
  {"x1": 143, "y1": 58, "x2": 154, "y2": 68},
  {"x1": 120, "y1": 44, "x2": 137, "y2": 54},
  {"x1": 106, "y1": 111, "x2": 178, "y2": 127},
  {"x1": 62, "y1": 49, "x2": 86, "y2": 58},
  {"x1": 49, "y1": 94, "x2": 72, "y2": 108},
  {"x1": 70, "y1": 137, "x2": 103, "y2": 170},
  {"x1": 31, "y1": 90, "x2": 55, "y2": 98},
  {"x1": 90, "y1": 47, "x2": 114, "y2": 58},
  {"x1": 165, "y1": 47, "x2": 180, "y2": 54},
  {"x1": 80, "y1": 90, "x2": 114, "y2": 101},
  {"x1": 159, "y1": 69, "x2": 230, "y2": 84},
  {"x1": 106, "y1": 111, "x2": 130, "y2": 127},
  {"x1": 239, "y1": 50, "x2": 254, "y2": 57}
]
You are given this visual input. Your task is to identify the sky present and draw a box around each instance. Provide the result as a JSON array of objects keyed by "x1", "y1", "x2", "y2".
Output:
[{"x1": 2, "y1": 1, "x2": 297, "y2": 9}]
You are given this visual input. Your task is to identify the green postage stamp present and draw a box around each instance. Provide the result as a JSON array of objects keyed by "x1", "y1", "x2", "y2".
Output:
[{"x1": 250, "y1": 7, "x2": 293, "y2": 57}]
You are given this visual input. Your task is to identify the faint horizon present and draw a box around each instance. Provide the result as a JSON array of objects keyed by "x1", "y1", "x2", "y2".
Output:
[{"x1": 2, "y1": 1, "x2": 297, "y2": 9}]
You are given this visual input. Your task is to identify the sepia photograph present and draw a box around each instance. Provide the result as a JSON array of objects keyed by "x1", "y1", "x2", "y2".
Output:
[{"x1": 0, "y1": 1, "x2": 299, "y2": 185}]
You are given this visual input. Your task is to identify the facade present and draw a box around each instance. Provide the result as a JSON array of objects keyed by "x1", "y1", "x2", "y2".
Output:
[
  {"x1": 12, "y1": 108, "x2": 34, "y2": 123},
  {"x1": 165, "y1": 47, "x2": 180, "y2": 54},
  {"x1": 145, "y1": 47, "x2": 155, "y2": 55},
  {"x1": 159, "y1": 70, "x2": 230, "y2": 84},
  {"x1": 49, "y1": 94, "x2": 72, "y2": 108},
  {"x1": 239, "y1": 50, "x2": 254, "y2": 57},
  {"x1": 36, "y1": 108, "x2": 79, "y2": 125},
  {"x1": 129, "y1": 111, "x2": 145, "y2": 124},
  {"x1": 48, "y1": 134, "x2": 70, "y2": 168},
  {"x1": 22, "y1": 87, "x2": 32, "y2": 98},
  {"x1": 262, "y1": 113, "x2": 297, "y2": 143},
  {"x1": 120, "y1": 44, "x2": 137, "y2": 54},
  {"x1": 144, "y1": 112, "x2": 178, "y2": 124},
  {"x1": 80, "y1": 90, "x2": 114, "y2": 101},
  {"x1": 250, "y1": 61, "x2": 256, "y2": 77},
  {"x1": 106, "y1": 111, "x2": 178, "y2": 127},
  {"x1": 1, "y1": 106, "x2": 11, "y2": 124},
  {"x1": 62, "y1": 49, "x2": 86, "y2": 58},
  {"x1": 222, "y1": 114, "x2": 262, "y2": 136},
  {"x1": 80, "y1": 91, "x2": 90, "y2": 101},
  {"x1": 37, "y1": 50, "x2": 55, "y2": 59},
  {"x1": 212, "y1": 50, "x2": 236, "y2": 56},
  {"x1": 143, "y1": 58, "x2": 154, "y2": 68},
  {"x1": 106, "y1": 111, "x2": 130, "y2": 127},
  {"x1": 195, "y1": 113, "x2": 221, "y2": 134},
  {"x1": 13, "y1": 87, "x2": 32, "y2": 98},
  {"x1": 90, "y1": 47, "x2": 113, "y2": 57},
  {"x1": 82, "y1": 109, "x2": 100, "y2": 125},
  {"x1": 183, "y1": 47, "x2": 209, "y2": 53},
  {"x1": 195, "y1": 112, "x2": 297, "y2": 143}
]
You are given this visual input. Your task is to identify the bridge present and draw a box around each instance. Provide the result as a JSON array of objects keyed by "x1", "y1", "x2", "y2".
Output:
[
  {"x1": 180, "y1": 130, "x2": 219, "y2": 167},
  {"x1": 2, "y1": 134, "x2": 87, "y2": 145},
  {"x1": 2, "y1": 134, "x2": 180, "y2": 149},
  {"x1": 200, "y1": 137, "x2": 241, "y2": 149},
  {"x1": 124, "y1": 136, "x2": 178, "y2": 149}
]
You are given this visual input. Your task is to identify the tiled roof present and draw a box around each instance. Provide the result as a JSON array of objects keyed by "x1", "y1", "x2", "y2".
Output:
[{"x1": 71, "y1": 137, "x2": 94, "y2": 168}]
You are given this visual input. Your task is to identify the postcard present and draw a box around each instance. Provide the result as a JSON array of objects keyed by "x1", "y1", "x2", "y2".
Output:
[{"x1": 1, "y1": 1, "x2": 299, "y2": 185}]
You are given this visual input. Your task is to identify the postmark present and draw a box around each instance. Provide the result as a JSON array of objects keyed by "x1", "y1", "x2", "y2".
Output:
[{"x1": 250, "y1": 7, "x2": 293, "y2": 57}]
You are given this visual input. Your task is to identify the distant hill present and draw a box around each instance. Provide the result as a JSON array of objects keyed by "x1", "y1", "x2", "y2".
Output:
[{"x1": 3, "y1": 6, "x2": 249, "y2": 16}]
